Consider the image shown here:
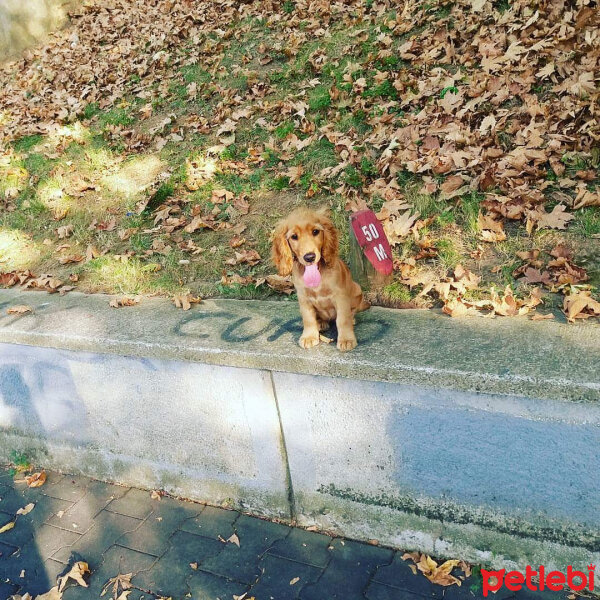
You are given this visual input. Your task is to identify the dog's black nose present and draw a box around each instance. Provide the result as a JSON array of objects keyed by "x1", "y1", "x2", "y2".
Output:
[{"x1": 303, "y1": 252, "x2": 316, "y2": 263}]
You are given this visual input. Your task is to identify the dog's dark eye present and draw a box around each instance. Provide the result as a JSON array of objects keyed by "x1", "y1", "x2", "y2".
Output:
[
  {"x1": 312, "y1": 229, "x2": 320, "y2": 236},
  {"x1": 290, "y1": 233, "x2": 298, "y2": 240}
]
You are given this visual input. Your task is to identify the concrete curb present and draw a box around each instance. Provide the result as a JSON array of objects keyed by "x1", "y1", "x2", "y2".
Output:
[
  {"x1": 0, "y1": 289, "x2": 598, "y2": 571},
  {"x1": 0, "y1": 289, "x2": 598, "y2": 402}
]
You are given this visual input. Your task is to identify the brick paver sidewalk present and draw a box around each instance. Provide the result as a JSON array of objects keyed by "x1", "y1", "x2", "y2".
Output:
[{"x1": 0, "y1": 469, "x2": 566, "y2": 599}]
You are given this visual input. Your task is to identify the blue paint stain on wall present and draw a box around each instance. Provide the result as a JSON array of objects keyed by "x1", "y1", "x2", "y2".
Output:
[
  {"x1": 0, "y1": 344, "x2": 89, "y2": 441},
  {"x1": 390, "y1": 406, "x2": 600, "y2": 527}
]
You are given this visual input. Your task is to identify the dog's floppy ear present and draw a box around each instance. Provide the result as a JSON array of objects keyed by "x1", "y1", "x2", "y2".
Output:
[
  {"x1": 272, "y1": 221, "x2": 293, "y2": 276},
  {"x1": 320, "y1": 211, "x2": 339, "y2": 265}
]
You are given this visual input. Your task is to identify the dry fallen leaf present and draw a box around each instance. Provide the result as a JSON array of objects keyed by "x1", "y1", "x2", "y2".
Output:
[
  {"x1": 0, "y1": 520, "x2": 16, "y2": 533},
  {"x1": 402, "y1": 553, "x2": 471, "y2": 587},
  {"x1": 226, "y1": 249, "x2": 261, "y2": 266},
  {"x1": 109, "y1": 297, "x2": 139, "y2": 308},
  {"x1": 563, "y1": 290, "x2": 600, "y2": 323},
  {"x1": 290, "y1": 577, "x2": 300, "y2": 585},
  {"x1": 34, "y1": 587, "x2": 61, "y2": 600},
  {"x1": 7, "y1": 305, "x2": 32, "y2": 315},
  {"x1": 528, "y1": 204, "x2": 574, "y2": 231},
  {"x1": 478, "y1": 213, "x2": 506, "y2": 243},
  {"x1": 58, "y1": 561, "x2": 90, "y2": 592},
  {"x1": 227, "y1": 533, "x2": 241, "y2": 547},
  {"x1": 17, "y1": 503, "x2": 35, "y2": 516},
  {"x1": 442, "y1": 297, "x2": 479, "y2": 318},
  {"x1": 384, "y1": 210, "x2": 420, "y2": 246},
  {"x1": 264, "y1": 274, "x2": 294, "y2": 295},
  {"x1": 531, "y1": 313, "x2": 555, "y2": 321},
  {"x1": 173, "y1": 293, "x2": 202, "y2": 311},
  {"x1": 57, "y1": 224, "x2": 74, "y2": 239},
  {"x1": 102, "y1": 572, "x2": 133, "y2": 599},
  {"x1": 26, "y1": 471, "x2": 47, "y2": 487}
]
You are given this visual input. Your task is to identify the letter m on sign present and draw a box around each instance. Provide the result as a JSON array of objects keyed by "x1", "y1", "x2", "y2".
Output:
[
  {"x1": 350, "y1": 209, "x2": 393, "y2": 275},
  {"x1": 374, "y1": 244, "x2": 388, "y2": 261}
]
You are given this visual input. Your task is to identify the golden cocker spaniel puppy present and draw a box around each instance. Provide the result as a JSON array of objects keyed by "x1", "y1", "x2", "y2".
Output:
[{"x1": 272, "y1": 207, "x2": 369, "y2": 351}]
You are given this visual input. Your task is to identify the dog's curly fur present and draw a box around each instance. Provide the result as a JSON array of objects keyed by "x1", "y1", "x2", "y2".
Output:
[{"x1": 272, "y1": 207, "x2": 369, "y2": 351}]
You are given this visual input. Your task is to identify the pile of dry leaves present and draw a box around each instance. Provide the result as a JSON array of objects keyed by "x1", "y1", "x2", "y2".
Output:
[
  {"x1": 0, "y1": 0, "x2": 598, "y2": 320},
  {"x1": 402, "y1": 551, "x2": 472, "y2": 587}
]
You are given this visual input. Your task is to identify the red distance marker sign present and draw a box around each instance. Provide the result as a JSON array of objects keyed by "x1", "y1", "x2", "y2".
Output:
[{"x1": 350, "y1": 209, "x2": 394, "y2": 275}]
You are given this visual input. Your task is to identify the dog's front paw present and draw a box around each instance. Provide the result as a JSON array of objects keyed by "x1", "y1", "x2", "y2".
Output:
[
  {"x1": 337, "y1": 336, "x2": 357, "y2": 352},
  {"x1": 299, "y1": 333, "x2": 320, "y2": 349}
]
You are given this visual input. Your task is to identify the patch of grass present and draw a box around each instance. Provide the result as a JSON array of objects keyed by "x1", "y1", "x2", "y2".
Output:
[
  {"x1": 308, "y1": 86, "x2": 332, "y2": 111},
  {"x1": 396, "y1": 169, "x2": 421, "y2": 188},
  {"x1": 9, "y1": 449, "x2": 32, "y2": 476},
  {"x1": 363, "y1": 79, "x2": 398, "y2": 100},
  {"x1": 151, "y1": 182, "x2": 176, "y2": 206},
  {"x1": 381, "y1": 281, "x2": 412, "y2": 303},
  {"x1": 497, "y1": 130, "x2": 514, "y2": 152},
  {"x1": 82, "y1": 102, "x2": 101, "y2": 120},
  {"x1": 84, "y1": 255, "x2": 183, "y2": 295},
  {"x1": 98, "y1": 107, "x2": 136, "y2": 128},
  {"x1": 338, "y1": 108, "x2": 371, "y2": 134},
  {"x1": 360, "y1": 156, "x2": 378, "y2": 178},
  {"x1": 236, "y1": 123, "x2": 270, "y2": 146},
  {"x1": 12, "y1": 134, "x2": 43, "y2": 153},
  {"x1": 437, "y1": 237, "x2": 462, "y2": 269},
  {"x1": 217, "y1": 281, "x2": 275, "y2": 299},
  {"x1": 23, "y1": 153, "x2": 56, "y2": 180},
  {"x1": 275, "y1": 121, "x2": 295, "y2": 139},
  {"x1": 181, "y1": 64, "x2": 212, "y2": 85},
  {"x1": 215, "y1": 172, "x2": 247, "y2": 194},
  {"x1": 410, "y1": 192, "x2": 440, "y2": 218},
  {"x1": 572, "y1": 207, "x2": 600, "y2": 236},
  {"x1": 458, "y1": 192, "x2": 483, "y2": 234},
  {"x1": 263, "y1": 148, "x2": 281, "y2": 168},
  {"x1": 267, "y1": 175, "x2": 290, "y2": 191},
  {"x1": 435, "y1": 209, "x2": 456, "y2": 228},
  {"x1": 493, "y1": 0, "x2": 511, "y2": 12},
  {"x1": 561, "y1": 151, "x2": 592, "y2": 174},
  {"x1": 294, "y1": 138, "x2": 338, "y2": 174},
  {"x1": 343, "y1": 165, "x2": 363, "y2": 188}
]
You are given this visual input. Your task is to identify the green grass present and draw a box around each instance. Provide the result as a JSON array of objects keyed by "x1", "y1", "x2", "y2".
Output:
[
  {"x1": 82, "y1": 102, "x2": 101, "y2": 120},
  {"x1": 12, "y1": 134, "x2": 43, "y2": 153},
  {"x1": 437, "y1": 238, "x2": 462, "y2": 269},
  {"x1": 8, "y1": 450, "x2": 32, "y2": 476},
  {"x1": 275, "y1": 121, "x2": 295, "y2": 139},
  {"x1": 308, "y1": 86, "x2": 332, "y2": 111},
  {"x1": 458, "y1": 192, "x2": 483, "y2": 234},
  {"x1": 217, "y1": 281, "x2": 276, "y2": 299},
  {"x1": 293, "y1": 138, "x2": 339, "y2": 174},
  {"x1": 381, "y1": 281, "x2": 412, "y2": 303},
  {"x1": 572, "y1": 207, "x2": 600, "y2": 236},
  {"x1": 181, "y1": 64, "x2": 212, "y2": 85},
  {"x1": 98, "y1": 107, "x2": 136, "y2": 128},
  {"x1": 24, "y1": 153, "x2": 56, "y2": 179}
]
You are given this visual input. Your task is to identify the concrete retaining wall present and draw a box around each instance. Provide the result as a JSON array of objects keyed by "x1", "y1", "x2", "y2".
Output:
[{"x1": 0, "y1": 289, "x2": 598, "y2": 571}]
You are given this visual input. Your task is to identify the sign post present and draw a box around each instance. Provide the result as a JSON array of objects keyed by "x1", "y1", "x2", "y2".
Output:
[{"x1": 349, "y1": 209, "x2": 393, "y2": 290}]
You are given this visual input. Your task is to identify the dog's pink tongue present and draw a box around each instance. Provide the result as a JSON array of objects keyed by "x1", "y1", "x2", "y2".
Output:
[{"x1": 303, "y1": 263, "x2": 321, "y2": 288}]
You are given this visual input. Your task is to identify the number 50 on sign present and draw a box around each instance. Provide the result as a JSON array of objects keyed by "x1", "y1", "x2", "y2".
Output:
[{"x1": 350, "y1": 210, "x2": 393, "y2": 276}]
